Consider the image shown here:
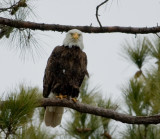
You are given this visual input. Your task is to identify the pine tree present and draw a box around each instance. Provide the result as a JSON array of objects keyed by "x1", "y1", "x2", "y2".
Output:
[
  {"x1": 0, "y1": 85, "x2": 56, "y2": 139},
  {"x1": 120, "y1": 36, "x2": 160, "y2": 139}
]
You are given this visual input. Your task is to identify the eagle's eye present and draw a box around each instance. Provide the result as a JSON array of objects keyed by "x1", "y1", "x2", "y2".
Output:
[{"x1": 70, "y1": 33, "x2": 73, "y2": 35}]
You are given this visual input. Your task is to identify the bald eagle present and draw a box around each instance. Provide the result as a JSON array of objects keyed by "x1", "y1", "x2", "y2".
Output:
[{"x1": 43, "y1": 29, "x2": 88, "y2": 127}]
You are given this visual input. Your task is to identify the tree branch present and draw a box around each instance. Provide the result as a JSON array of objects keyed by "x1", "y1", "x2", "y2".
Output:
[
  {"x1": 0, "y1": 17, "x2": 160, "y2": 34},
  {"x1": 39, "y1": 98, "x2": 160, "y2": 125},
  {"x1": 0, "y1": 4, "x2": 17, "y2": 13},
  {"x1": 96, "y1": 0, "x2": 109, "y2": 28}
]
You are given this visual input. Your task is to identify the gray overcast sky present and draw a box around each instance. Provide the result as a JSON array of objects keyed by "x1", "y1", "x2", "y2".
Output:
[{"x1": 0, "y1": 0, "x2": 160, "y2": 103}]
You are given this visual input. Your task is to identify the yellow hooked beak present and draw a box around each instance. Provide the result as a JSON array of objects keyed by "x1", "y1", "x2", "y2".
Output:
[{"x1": 72, "y1": 33, "x2": 79, "y2": 40}]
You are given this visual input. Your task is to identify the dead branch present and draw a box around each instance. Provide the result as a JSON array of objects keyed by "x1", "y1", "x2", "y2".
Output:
[
  {"x1": 0, "y1": 17, "x2": 160, "y2": 34},
  {"x1": 40, "y1": 98, "x2": 160, "y2": 125},
  {"x1": 96, "y1": 0, "x2": 109, "y2": 28}
]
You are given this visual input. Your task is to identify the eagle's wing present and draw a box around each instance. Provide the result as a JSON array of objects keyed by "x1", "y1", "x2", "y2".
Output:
[
  {"x1": 83, "y1": 51, "x2": 89, "y2": 77},
  {"x1": 78, "y1": 51, "x2": 89, "y2": 87},
  {"x1": 43, "y1": 46, "x2": 62, "y2": 98},
  {"x1": 43, "y1": 46, "x2": 65, "y2": 128}
]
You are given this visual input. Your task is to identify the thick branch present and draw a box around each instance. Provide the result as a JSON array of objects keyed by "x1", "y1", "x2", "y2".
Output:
[
  {"x1": 0, "y1": 17, "x2": 160, "y2": 34},
  {"x1": 40, "y1": 98, "x2": 160, "y2": 125}
]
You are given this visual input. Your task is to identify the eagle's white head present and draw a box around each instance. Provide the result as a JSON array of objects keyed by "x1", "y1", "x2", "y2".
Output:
[{"x1": 63, "y1": 29, "x2": 84, "y2": 50}]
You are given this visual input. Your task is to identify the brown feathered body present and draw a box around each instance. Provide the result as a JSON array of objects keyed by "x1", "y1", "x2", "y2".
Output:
[
  {"x1": 43, "y1": 45, "x2": 88, "y2": 98},
  {"x1": 43, "y1": 45, "x2": 88, "y2": 127}
]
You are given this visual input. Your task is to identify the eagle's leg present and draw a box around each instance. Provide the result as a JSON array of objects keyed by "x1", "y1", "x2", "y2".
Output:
[
  {"x1": 56, "y1": 94, "x2": 67, "y2": 100},
  {"x1": 71, "y1": 98, "x2": 78, "y2": 102},
  {"x1": 71, "y1": 86, "x2": 79, "y2": 102}
]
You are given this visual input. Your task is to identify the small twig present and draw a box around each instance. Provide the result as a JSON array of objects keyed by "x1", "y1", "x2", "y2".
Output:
[
  {"x1": 96, "y1": 0, "x2": 109, "y2": 28},
  {"x1": 156, "y1": 33, "x2": 160, "y2": 38},
  {"x1": 0, "y1": 1, "x2": 19, "y2": 13},
  {"x1": 144, "y1": 125, "x2": 148, "y2": 139},
  {"x1": 0, "y1": 0, "x2": 27, "y2": 14},
  {"x1": 0, "y1": 6, "x2": 14, "y2": 13},
  {"x1": 135, "y1": 34, "x2": 137, "y2": 38}
]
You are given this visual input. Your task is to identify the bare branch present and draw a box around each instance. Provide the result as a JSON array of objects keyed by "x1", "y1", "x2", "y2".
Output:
[
  {"x1": 39, "y1": 98, "x2": 160, "y2": 125},
  {"x1": 0, "y1": 4, "x2": 17, "y2": 13},
  {"x1": 96, "y1": 0, "x2": 109, "y2": 28},
  {"x1": 0, "y1": 17, "x2": 160, "y2": 34}
]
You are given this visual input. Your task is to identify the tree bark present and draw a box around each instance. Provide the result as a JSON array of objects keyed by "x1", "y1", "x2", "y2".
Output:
[
  {"x1": 39, "y1": 98, "x2": 160, "y2": 125},
  {"x1": 0, "y1": 17, "x2": 160, "y2": 34}
]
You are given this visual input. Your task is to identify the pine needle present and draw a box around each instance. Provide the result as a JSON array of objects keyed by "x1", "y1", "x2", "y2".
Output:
[
  {"x1": 121, "y1": 37, "x2": 150, "y2": 69},
  {"x1": 0, "y1": 85, "x2": 40, "y2": 137}
]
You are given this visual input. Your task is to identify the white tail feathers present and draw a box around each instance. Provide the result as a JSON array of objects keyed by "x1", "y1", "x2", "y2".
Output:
[
  {"x1": 44, "y1": 106, "x2": 64, "y2": 127},
  {"x1": 44, "y1": 93, "x2": 64, "y2": 127}
]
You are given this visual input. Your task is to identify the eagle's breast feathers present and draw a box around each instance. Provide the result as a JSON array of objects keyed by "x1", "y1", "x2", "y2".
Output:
[{"x1": 43, "y1": 45, "x2": 88, "y2": 98}]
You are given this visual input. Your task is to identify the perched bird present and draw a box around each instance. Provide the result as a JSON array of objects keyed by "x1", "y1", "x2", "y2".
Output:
[{"x1": 43, "y1": 29, "x2": 89, "y2": 127}]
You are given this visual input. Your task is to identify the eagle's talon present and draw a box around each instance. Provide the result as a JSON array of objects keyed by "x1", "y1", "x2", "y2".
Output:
[
  {"x1": 72, "y1": 98, "x2": 78, "y2": 102},
  {"x1": 56, "y1": 94, "x2": 67, "y2": 100}
]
